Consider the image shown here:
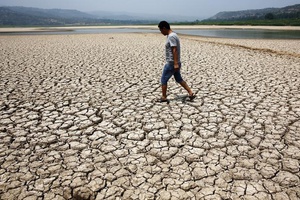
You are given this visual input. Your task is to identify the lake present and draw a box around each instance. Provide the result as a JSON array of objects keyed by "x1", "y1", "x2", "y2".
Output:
[
  {"x1": 176, "y1": 29, "x2": 300, "y2": 39},
  {"x1": 2, "y1": 28, "x2": 300, "y2": 39}
]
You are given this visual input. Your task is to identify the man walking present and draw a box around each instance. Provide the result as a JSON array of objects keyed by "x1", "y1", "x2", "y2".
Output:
[{"x1": 158, "y1": 21, "x2": 195, "y2": 103}]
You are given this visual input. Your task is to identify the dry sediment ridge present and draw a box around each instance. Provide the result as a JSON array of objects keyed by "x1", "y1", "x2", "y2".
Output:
[
  {"x1": 0, "y1": 33, "x2": 300, "y2": 199},
  {"x1": 180, "y1": 35, "x2": 300, "y2": 58}
]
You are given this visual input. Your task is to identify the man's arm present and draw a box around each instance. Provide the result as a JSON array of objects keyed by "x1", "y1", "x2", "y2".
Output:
[{"x1": 172, "y1": 46, "x2": 179, "y2": 71}]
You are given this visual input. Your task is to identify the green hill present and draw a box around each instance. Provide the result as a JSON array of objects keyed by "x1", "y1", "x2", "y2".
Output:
[{"x1": 208, "y1": 4, "x2": 300, "y2": 21}]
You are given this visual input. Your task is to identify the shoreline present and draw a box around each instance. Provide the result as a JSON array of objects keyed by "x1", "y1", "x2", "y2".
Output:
[
  {"x1": 1, "y1": 31, "x2": 299, "y2": 56},
  {"x1": 1, "y1": 25, "x2": 300, "y2": 33}
]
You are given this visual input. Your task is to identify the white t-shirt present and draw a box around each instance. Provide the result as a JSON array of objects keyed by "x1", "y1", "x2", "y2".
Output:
[{"x1": 165, "y1": 32, "x2": 181, "y2": 63}]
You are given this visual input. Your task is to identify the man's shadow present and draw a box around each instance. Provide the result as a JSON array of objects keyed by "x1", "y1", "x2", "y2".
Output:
[{"x1": 169, "y1": 94, "x2": 195, "y2": 104}]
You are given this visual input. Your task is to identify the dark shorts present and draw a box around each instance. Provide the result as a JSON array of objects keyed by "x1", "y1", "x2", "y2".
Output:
[{"x1": 161, "y1": 62, "x2": 184, "y2": 85}]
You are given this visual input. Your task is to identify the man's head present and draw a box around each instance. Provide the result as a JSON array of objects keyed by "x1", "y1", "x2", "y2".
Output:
[{"x1": 158, "y1": 21, "x2": 171, "y2": 36}]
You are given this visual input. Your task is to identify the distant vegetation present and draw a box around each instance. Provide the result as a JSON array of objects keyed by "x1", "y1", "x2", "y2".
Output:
[
  {"x1": 0, "y1": 4, "x2": 299, "y2": 26},
  {"x1": 190, "y1": 4, "x2": 300, "y2": 26}
]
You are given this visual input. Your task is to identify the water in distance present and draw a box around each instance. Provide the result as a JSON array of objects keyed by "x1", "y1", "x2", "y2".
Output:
[
  {"x1": 176, "y1": 29, "x2": 300, "y2": 39},
  {"x1": 2, "y1": 28, "x2": 300, "y2": 39}
]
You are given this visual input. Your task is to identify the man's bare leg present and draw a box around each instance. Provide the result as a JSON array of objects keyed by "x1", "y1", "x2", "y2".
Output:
[
  {"x1": 179, "y1": 81, "x2": 193, "y2": 96},
  {"x1": 162, "y1": 84, "x2": 167, "y2": 100}
]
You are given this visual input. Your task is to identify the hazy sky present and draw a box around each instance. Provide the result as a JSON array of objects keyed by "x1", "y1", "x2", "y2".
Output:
[{"x1": 0, "y1": 0, "x2": 299, "y2": 18}]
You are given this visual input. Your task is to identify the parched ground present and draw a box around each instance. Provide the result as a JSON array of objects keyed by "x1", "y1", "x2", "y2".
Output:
[{"x1": 0, "y1": 33, "x2": 300, "y2": 200}]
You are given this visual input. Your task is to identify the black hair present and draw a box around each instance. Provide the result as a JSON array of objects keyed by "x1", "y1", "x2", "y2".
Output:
[{"x1": 158, "y1": 21, "x2": 170, "y2": 30}]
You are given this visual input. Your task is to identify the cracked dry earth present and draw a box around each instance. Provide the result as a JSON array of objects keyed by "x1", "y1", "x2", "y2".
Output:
[{"x1": 0, "y1": 33, "x2": 300, "y2": 200}]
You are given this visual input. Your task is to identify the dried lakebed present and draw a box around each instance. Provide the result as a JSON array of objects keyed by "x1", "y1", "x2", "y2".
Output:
[{"x1": 0, "y1": 33, "x2": 300, "y2": 199}]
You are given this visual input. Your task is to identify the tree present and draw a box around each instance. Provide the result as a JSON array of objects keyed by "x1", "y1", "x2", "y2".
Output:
[{"x1": 265, "y1": 13, "x2": 275, "y2": 20}]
